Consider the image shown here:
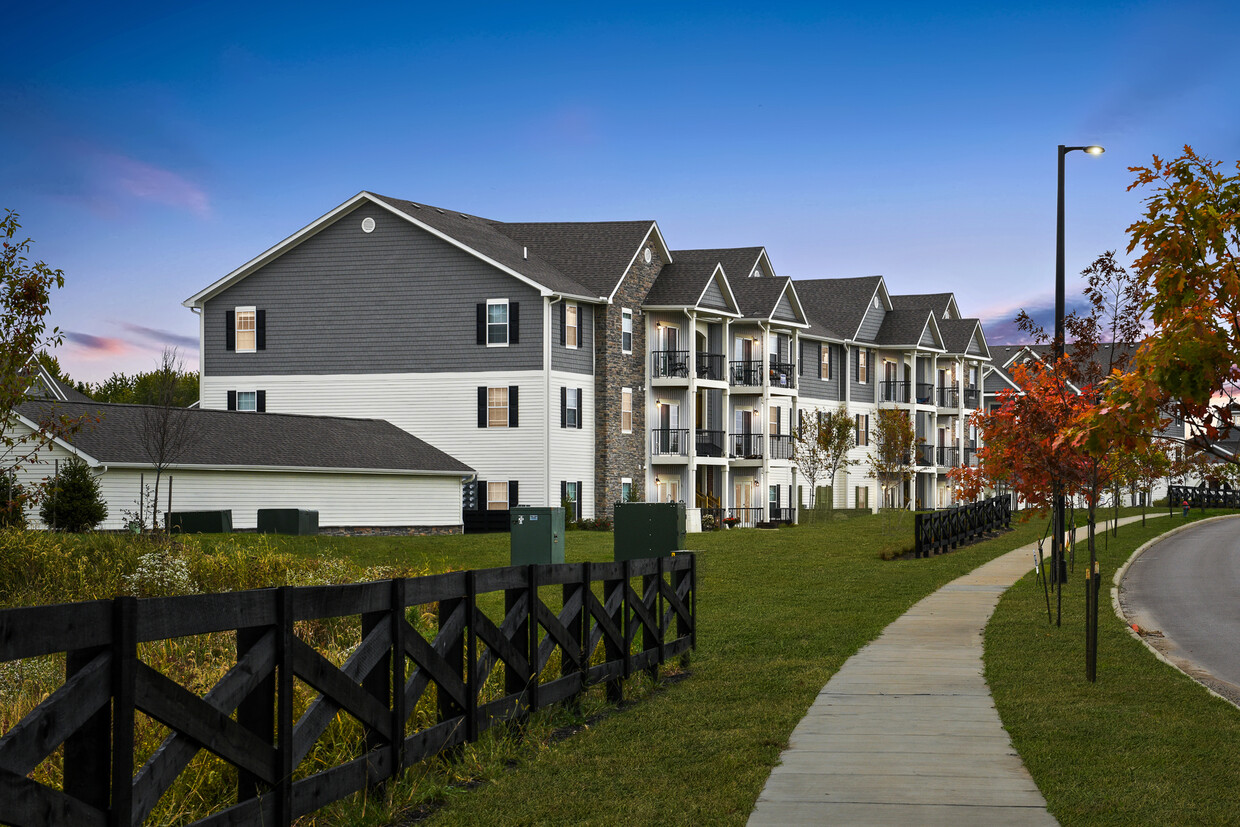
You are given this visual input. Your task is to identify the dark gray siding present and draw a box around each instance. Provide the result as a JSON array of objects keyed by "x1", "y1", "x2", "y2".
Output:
[
  {"x1": 967, "y1": 334, "x2": 985, "y2": 356},
  {"x1": 856, "y1": 302, "x2": 885, "y2": 341},
  {"x1": 699, "y1": 279, "x2": 729, "y2": 311},
  {"x1": 707, "y1": 324, "x2": 724, "y2": 356},
  {"x1": 798, "y1": 340, "x2": 841, "y2": 401},
  {"x1": 552, "y1": 301, "x2": 595, "y2": 374},
  {"x1": 204, "y1": 202, "x2": 543, "y2": 376},
  {"x1": 773, "y1": 293, "x2": 799, "y2": 322},
  {"x1": 919, "y1": 324, "x2": 937, "y2": 348},
  {"x1": 851, "y1": 346, "x2": 876, "y2": 403}
]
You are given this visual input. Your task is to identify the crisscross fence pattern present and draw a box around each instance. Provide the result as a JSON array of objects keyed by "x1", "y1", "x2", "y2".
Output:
[
  {"x1": 913, "y1": 495, "x2": 1012, "y2": 558},
  {"x1": 0, "y1": 555, "x2": 696, "y2": 826},
  {"x1": 1169, "y1": 484, "x2": 1240, "y2": 510}
]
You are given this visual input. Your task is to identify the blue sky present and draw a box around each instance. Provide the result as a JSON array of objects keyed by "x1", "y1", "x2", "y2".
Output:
[{"x1": 4, "y1": 0, "x2": 1238, "y2": 382}]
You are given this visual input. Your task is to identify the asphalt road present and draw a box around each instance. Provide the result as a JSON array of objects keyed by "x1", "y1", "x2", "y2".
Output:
[{"x1": 1121, "y1": 516, "x2": 1240, "y2": 697}]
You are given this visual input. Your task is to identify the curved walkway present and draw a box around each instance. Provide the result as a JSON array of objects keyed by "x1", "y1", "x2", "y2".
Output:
[{"x1": 749, "y1": 515, "x2": 1157, "y2": 827}]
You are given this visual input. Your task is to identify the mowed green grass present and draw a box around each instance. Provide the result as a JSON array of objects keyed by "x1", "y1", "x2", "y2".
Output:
[{"x1": 985, "y1": 511, "x2": 1240, "y2": 826}]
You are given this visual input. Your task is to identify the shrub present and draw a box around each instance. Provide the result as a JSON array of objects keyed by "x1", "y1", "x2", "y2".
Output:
[
  {"x1": 0, "y1": 479, "x2": 26, "y2": 529},
  {"x1": 574, "y1": 517, "x2": 612, "y2": 531},
  {"x1": 39, "y1": 458, "x2": 107, "y2": 532}
]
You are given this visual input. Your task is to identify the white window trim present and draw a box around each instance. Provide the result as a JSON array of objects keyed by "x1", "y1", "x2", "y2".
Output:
[
  {"x1": 486, "y1": 298, "x2": 509, "y2": 348},
  {"x1": 235, "y1": 306, "x2": 257, "y2": 354},
  {"x1": 487, "y1": 386, "x2": 509, "y2": 428},
  {"x1": 621, "y1": 387, "x2": 633, "y2": 434},
  {"x1": 566, "y1": 387, "x2": 580, "y2": 428},
  {"x1": 487, "y1": 481, "x2": 509, "y2": 511},
  {"x1": 236, "y1": 389, "x2": 258, "y2": 412},
  {"x1": 621, "y1": 477, "x2": 633, "y2": 501},
  {"x1": 857, "y1": 347, "x2": 868, "y2": 384},
  {"x1": 621, "y1": 308, "x2": 633, "y2": 354},
  {"x1": 566, "y1": 302, "x2": 579, "y2": 350},
  {"x1": 820, "y1": 344, "x2": 830, "y2": 378}
]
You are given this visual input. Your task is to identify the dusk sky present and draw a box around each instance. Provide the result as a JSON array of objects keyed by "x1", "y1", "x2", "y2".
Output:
[{"x1": 4, "y1": 1, "x2": 1238, "y2": 383}]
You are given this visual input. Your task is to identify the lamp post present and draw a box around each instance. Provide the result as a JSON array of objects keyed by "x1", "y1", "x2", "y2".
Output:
[{"x1": 1052, "y1": 144, "x2": 1104, "y2": 622}]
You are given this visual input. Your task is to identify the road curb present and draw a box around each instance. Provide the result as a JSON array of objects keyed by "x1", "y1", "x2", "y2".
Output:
[{"x1": 1111, "y1": 513, "x2": 1240, "y2": 711}]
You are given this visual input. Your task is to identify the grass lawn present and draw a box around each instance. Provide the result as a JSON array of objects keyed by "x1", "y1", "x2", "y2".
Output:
[{"x1": 985, "y1": 510, "x2": 1240, "y2": 826}]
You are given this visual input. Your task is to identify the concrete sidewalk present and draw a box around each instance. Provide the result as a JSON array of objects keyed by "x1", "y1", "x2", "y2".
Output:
[{"x1": 748, "y1": 536, "x2": 1067, "y2": 826}]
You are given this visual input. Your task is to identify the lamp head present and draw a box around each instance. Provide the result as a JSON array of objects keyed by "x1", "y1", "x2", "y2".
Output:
[{"x1": 1084, "y1": 145, "x2": 1105, "y2": 155}]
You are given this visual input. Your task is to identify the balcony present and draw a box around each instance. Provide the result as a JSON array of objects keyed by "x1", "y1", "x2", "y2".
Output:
[
  {"x1": 768, "y1": 360, "x2": 796, "y2": 389},
  {"x1": 914, "y1": 383, "x2": 935, "y2": 405},
  {"x1": 729, "y1": 360, "x2": 764, "y2": 388},
  {"x1": 769, "y1": 434, "x2": 794, "y2": 460},
  {"x1": 726, "y1": 507, "x2": 764, "y2": 528},
  {"x1": 879, "y1": 380, "x2": 911, "y2": 403},
  {"x1": 937, "y1": 386, "x2": 959, "y2": 408},
  {"x1": 696, "y1": 353, "x2": 726, "y2": 381},
  {"x1": 696, "y1": 429, "x2": 725, "y2": 458},
  {"x1": 768, "y1": 505, "x2": 795, "y2": 524},
  {"x1": 651, "y1": 350, "x2": 690, "y2": 379},
  {"x1": 730, "y1": 433, "x2": 764, "y2": 459},
  {"x1": 915, "y1": 444, "x2": 935, "y2": 466},
  {"x1": 962, "y1": 387, "x2": 980, "y2": 408},
  {"x1": 651, "y1": 428, "x2": 689, "y2": 456},
  {"x1": 936, "y1": 446, "x2": 960, "y2": 467}
]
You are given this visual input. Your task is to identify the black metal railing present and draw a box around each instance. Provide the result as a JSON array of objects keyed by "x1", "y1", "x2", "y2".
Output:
[
  {"x1": 768, "y1": 360, "x2": 796, "y2": 389},
  {"x1": 651, "y1": 428, "x2": 690, "y2": 456},
  {"x1": 696, "y1": 353, "x2": 725, "y2": 381},
  {"x1": 730, "y1": 433, "x2": 764, "y2": 459},
  {"x1": 651, "y1": 350, "x2": 690, "y2": 378},
  {"x1": 768, "y1": 506, "x2": 795, "y2": 523},
  {"x1": 695, "y1": 429, "x2": 725, "y2": 458},
  {"x1": 964, "y1": 447, "x2": 977, "y2": 466},
  {"x1": 915, "y1": 495, "x2": 1012, "y2": 557},
  {"x1": 914, "y1": 383, "x2": 935, "y2": 404},
  {"x1": 769, "y1": 434, "x2": 794, "y2": 460},
  {"x1": 915, "y1": 444, "x2": 935, "y2": 466},
  {"x1": 725, "y1": 507, "x2": 764, "y2": 528},
  {"x1": 962, "y1": 387, "x2": 980, "y2": 408},
  {"x1": 1168, "y1": 485, "x2": 1240, "y2": 510},
  {"x1": 729, "y1": 361, "x2": 764, "y2": 387},
  {"x1": 879, "y1": 380, "x2": 911, "y2": 403},
  {"x1": 937, "y1": 386, "x2": 959, "y2": 408},
  {"x1": 700, "y1": 506, "x2": 725, "y2": 530},
  {"x1": 936, "y1": 446, "x2": 960, "y2": 467}
]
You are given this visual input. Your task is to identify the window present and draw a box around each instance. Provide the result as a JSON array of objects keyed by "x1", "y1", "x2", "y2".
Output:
[
  {"x1": 621, "y1": 309, "x2": 633, "y2": 353},
  {"x1": 820, "y1": 344, "x2": 830, "y2": 379},
  {"x1": 487, "y1": 299, "x2": 508, "y2": 346},
  {"x1": 488, "y1": 387, "x2": 509, "y2": 427},
  {"x1": 487, "y1": 481, "x2": 509, "y2": 511},
  {"x1": 562, "y1": 386, "x2": 582, "y2": 429},
  {"x1": 621, "y1": 477, "x2": 632, "y2": 503},
  {"x1": 227, "y1": 390, "x2": 265, "y2": 412},
  {"x1": 968, "y1": 366, "x2": 978, "y2": 386},
  {"x1": 562, "y1": 481, "x2": 579, "y2": 521},
  {"x1": 855, "y1": 413, "x2": 869, "y2": 446},
  {"x1": 566, "y1": 303, "x2": 579, "y2": 349},
  {"x1": 856, "y1": 486, "x2": 870, "y2": 509},
  {"x1": 856, "y1": 348, "x2": 868, "y2": 383},
  {"x1": 621, "y1": 388, "x2": 633, "y2": 433},
  {"x1": 235, "y1": 307, "x2": 256, "y2": 352},
  {"x1": 769, "y1": 404, "x2": 780, "y2": 435}
]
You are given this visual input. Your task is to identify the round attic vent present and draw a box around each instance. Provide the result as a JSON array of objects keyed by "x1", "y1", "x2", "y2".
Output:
[
  {"x1": 361, "y1": 217, "x2": 376, "y2": 233},
  {"x1": 644, "y1": 247, "x2": 652, "y2": 264}
]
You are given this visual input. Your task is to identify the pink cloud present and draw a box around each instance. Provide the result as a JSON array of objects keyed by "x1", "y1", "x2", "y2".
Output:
[{"x1": 97, "y1": 152, "x2": 211, "y2": 218}]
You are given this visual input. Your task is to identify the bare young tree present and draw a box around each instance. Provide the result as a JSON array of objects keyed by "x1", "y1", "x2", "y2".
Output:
[
  {"x1": 869, "y1": 407, "x2": 916, "y2": 509},
  {"x1": 793, "y1": 404, "x2": 854, "y2": 511},
  {"x1": 141, "y1": 348, "x2": 200, "y2": 530}
]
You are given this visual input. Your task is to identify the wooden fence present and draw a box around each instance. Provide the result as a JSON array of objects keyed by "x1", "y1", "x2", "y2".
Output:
[
  {"x1": 0, "y1": 555, "x2": 696, "y2": 826},
  {"x1": 1168, "y1": 484, "x2": 1240, "y2": 510},
  {"x1": 913, "y1": 495, "x2": 1012, "y2": 558}
]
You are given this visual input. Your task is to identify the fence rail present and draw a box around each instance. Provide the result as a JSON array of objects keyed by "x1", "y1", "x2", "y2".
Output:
[
  {"x1": 1169, "y1": 485, "x2": 1240, "y2": 509},
  {"x1": 914, "y1": 495, "x2": 1012, "y2": 558},
  {"x1": 0, "y1": 557, "x2": 697, "y2": 826}
]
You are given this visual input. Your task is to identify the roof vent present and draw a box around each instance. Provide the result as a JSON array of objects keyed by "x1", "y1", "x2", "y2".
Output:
[
  {"x1": 435, "y1": 208, "x2": 445, "y2": 214},
  {"x1": 361, "y1": 217, "x2": 375, "y2": 233},
  {"x1": 523, "y1": 246, "x2": 528, "y2": 260}
]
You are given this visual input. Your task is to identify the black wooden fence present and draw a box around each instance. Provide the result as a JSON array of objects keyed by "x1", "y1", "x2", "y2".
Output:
[
  {"x1": 913, "y1": 495, "x2": 1013, "y2": 558},
  {"x1": 1168, "y1": 484, "x2": 1240, "y2": 510},
  {"x1": 0, "y1": 555, "x2": 696, "y2": 826}
]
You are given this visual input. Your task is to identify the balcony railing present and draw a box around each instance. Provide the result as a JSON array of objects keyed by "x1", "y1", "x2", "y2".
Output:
[
  {"x1": 916, "y1": 444, "x2": 935, "y2": 466},
  {"x1": 700, "y1": 506, "x2": 725, "y2": 530},
  {"x1": 651, "y1": 428, "x2": 689, "y2": 456},
  {"x1": 729, "y1": 360, "x2": 764, "y2": 387},
  {"x1": 937, "y1": 386, "x2": 959, "y2": 408},
  {"x1": 768, "y1": 360, "x2": 796, "y2": 389},
  {"x1": 726, "y1": 507, "x2": 764, "y2": 528},
  {"x1": 879, "y1": 380, "x2": 911, "y2": 403},
  {"x1": 769, "y1": 434, "x2": 794, "y2": 460},
  {"x1": 696, "y1": 429, "x2": 725, "y2": 458},
  {"x1": 768, "y1": 505, "x2": 795, "y2": 523},
  {"x1": 914, "y1": 383, "x2": 935, "y2": 405},
  {"x1": 962, "y1": 387, "x2": 980, "y2": 408},
  {"x1": 964, "y1": 447, "x2": 978, "y2": 466},
  {"x1": 936, "y1": 446, "x2": 960, "y2": 467},
  {"x1": 696, "y1": 353, "x2": 726, "y2": 381},
  {"x1": 651, "y1": 350, "x2": 690, "y2": 379},
  {"x1": 730, "y1": 433, "x2": 764, "y2": 459}
]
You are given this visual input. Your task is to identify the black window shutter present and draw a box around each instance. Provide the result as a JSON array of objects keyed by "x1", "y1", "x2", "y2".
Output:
[
  {"x1": 560, "y1": 303, "x2": 566, "y2": 346},
  {"x1": 776, "y1": 407, "x2": 781, "y2": 432},
  {"x1": 477, "y1": 304, "x2": 486, "y2": 345},
  {"x1": 577, "y1": 481, "x2": 582, "y2": 520},
  {"x1": 256, "y1": 309, "x2": 266, "y2": 350},
  {"x1": 256, "y1": 390, "x2": 266, "y2": 412},
  {"x1": 577, "y1": 388, "x2": 583, "y2": 429},
  {"x1": 510, "y1": 302, "x2": 520, "y2": 343},
  {"x1": 473, "y1": 480, "x2": 485, "y2": 511},
  {"x1": 478, "y1": 387, "x2": 487, "y2": 428},
  {"x1": 509, "y1": 481, "x2": 519, "y2": 508},
  {"x1": 227, "y1": 390, "x2": 237, "y2": 411},
  {"x1": 560, "y1": 480, "x2": 566, "y2": 507},
  {"x1": 509, "y1": 385, "x2": 519, "y2": 427},
  {"x1": 561, "y1": 386, "x2": 567, "y2": 428},
  {"x1": 225, "y1": 310, "x2": 235, "y2": 351}
]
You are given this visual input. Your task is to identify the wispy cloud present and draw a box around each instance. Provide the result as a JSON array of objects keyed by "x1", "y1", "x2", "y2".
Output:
[
  {"x1": 120, "y1": 323, "x2": 198, "y2": 350},
  {"x1": 63, "y1": 331, "x2": 137, "y2": 358},
  {"x1": 94, "y1": 151, "x2": 211, "y2": 218}
]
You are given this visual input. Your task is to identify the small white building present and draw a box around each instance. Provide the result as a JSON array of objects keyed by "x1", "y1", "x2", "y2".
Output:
[{"x1": 10, "y1": 396, "x2": 472, "y2": 533}]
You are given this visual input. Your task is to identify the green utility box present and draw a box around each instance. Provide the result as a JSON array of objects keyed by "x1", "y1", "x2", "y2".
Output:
[
  {"x1": 613, "y1": 502, "x2": 685, "y2": 561},
  {"x1": 167, "y1": 509, "x2": 233, "y2": 534},
  {"x1": 509, "y1": 506, "x2": 565, "y2": 565},
  {"x1": 257, "y1": 509, "x2": 319, "y2": 535}
]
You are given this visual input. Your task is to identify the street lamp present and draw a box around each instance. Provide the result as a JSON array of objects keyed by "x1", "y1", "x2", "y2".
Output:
[{"x1": 1052, "y1": 144, "x2": 1104, "y2": 617}]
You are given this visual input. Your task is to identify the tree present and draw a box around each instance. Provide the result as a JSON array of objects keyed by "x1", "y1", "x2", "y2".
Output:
[
  {"x1": 1085, "y1": 147, "x2": 1240, "y2": 463},
  {"x1": 1, "y1": 210, "x2": 85, "y2": 510},
  {"x1": 39, "y1": 457, "x2": 107, "y2": 532},
  {"x1": 88, "y1": 366, "x2": 199, "y2": 407},
  {"x1": 141, "y1": 348, "x2": 201, "y2": 530},
  {"x1": 792, "y1": 404, "x2": 854, "y2": 510},
  {"x1": 869, "y1": 407, "x2": 915, "y2": 509}
]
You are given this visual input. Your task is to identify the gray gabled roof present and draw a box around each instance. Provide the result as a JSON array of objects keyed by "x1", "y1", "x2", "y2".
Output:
[
  {"x1": 493, "y1": 220, "x2": 659, "y2": 299},
  {"x1": 644, "y1": 247, "x2": 746, "y2": 311},
  {"x1": 890, "y1": 293, "x2": 958, "y2": 319},
  {"x1": 939, "y1": 318, "x2": 990, "y2": 358},
  {"x1": 792, "y1": 276, "x2": 884, "y2": 341},
  {"x1": 730, "y1": 276, "x2": 801, "y2": 322},
  {"x1": 875, "y1": 309, "x2": 938, "y2": 348},
  {"x1": 16, "y1": 401, "x2": 472, "y2": 475}
]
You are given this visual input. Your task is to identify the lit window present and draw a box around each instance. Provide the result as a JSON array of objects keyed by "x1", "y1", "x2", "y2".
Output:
[
  {"x1": 566, "y1": 303, "x2": 579, "y2": 349},
  {"x1": 487, "y1": 481, "x2": 509, "y2": 511},
  {"x1": 856, "y1": 486, "x2": 870, "y2": 509},
  {"x1": 621, "y1": 309, "x2": 633, "y2": 353},
  {"x1": 855, "y1": 413, "x2": 869, "y2": 446},
  {"x1": 236, "y1": 391, "x2": 256, "y2": 412},
  {"x1": 621, "y1": 388, "x2": 632, "y2": 433},
  {"x1": 820, "y1": 344, "x2": 830, "y2": 379},
  {"x1": 236, "y1": 307, "x2": 256, "y2": 352},
  {"x1": 487, "y1": 300, "x2": 509, "y2": 346},
  {"x1": 488, "y1": 387, "x2": 509, "y2": 428},
  {"x1": 857, "y1": 348, "x2": 868, "y2": 384}
]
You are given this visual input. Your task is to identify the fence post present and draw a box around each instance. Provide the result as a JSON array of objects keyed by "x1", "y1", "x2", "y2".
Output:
[
  {"x1": 604, "y1": 564, "x2": 624, "y2": 704},
  {"x1": 389, "y1": 577, "x2": 407, "y2": 778},
  {"x1": 913, "y1": 512, "x2": 924, "y2": 558},
  {"x1": 655, "y1": 556, "x2": 667, "y2": 669},
  {"x1": 236, "y1": 622, "x2": 275, "y2": 802},
  {"x1": 110, "y1": 595, "x2": 137, "y2": 827},
  {"x1": 276, "y1": 586, "x2": 294, "y2": 827},
  {"x1": 361, "y1": 594, "x2": 391, "y2": 782},
  {"x1": 565, "y1": 565, "x2": 587, "y2": 701},
  {"x1": 465, "y1": 570, "x2": 478, "y2": 743},
  {"x1": 527, "y1": 563, "x2": 541, "y2": 715},
  {"x1": 63, "y1": 644, "x2": 111, "y2": 813}
]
